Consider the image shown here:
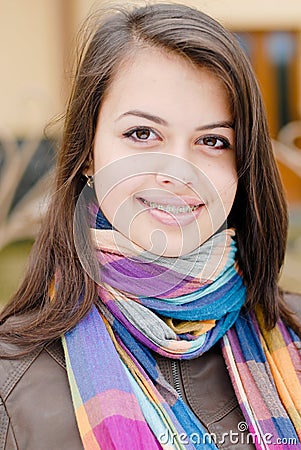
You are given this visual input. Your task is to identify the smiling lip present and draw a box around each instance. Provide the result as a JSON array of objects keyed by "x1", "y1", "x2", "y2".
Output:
[{"x1": 137, "y1": 195, "x2": 205, "y2": 226}]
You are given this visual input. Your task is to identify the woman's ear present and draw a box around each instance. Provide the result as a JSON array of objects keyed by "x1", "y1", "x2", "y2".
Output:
[
  {"x1": 82, "y1": 158, "x2": 94, "y2": 177},
  {"x1": 82, "y1": 157, "x2": 95, "y2": 188},
  {"x1": 82, "y1": 160, "x2": 94, "y2": 189}
]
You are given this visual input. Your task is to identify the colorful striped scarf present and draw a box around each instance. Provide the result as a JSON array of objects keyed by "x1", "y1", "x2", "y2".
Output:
[
  {"x1": 62, "y1": 219, "x2": 301, "y2": 449},
  {"x1": 223, "y1": 308, "x2": 301, "y2": 449}
]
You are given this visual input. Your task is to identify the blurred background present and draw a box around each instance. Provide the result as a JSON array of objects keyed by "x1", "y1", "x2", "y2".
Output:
[{"x1": 1, "y1": 0, "x2": 301, "y2": 306}]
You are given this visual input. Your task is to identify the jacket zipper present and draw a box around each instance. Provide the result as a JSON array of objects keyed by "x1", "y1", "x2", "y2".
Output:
[
  {"x1": 170, "y1": 360, "x2": 209, "y2": 433},
  {"x1": 171, "y1": 360, "x2": 183, "y2": 399}
]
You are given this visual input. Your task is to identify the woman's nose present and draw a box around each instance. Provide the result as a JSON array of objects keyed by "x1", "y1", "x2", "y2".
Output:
[{"x1": 155, "y1": 154, "x2": 199, "y2": 188}]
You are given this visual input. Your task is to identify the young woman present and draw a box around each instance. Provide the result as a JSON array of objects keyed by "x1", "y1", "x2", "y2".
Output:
[{"x1": 0, "y1": 3, "x2": 300, "y2": 449}]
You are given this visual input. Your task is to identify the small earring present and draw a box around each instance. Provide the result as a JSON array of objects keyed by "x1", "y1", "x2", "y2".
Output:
[{"x1": 86, "y1": 175, "x2": 94, "y2": 188}]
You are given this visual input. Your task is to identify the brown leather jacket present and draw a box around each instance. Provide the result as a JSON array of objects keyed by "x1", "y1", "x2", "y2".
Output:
[{"x1": 0, "y1": 292, "x2": 300, "y2": 450}]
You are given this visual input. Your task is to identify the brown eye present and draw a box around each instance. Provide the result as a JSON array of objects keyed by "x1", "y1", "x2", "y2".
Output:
[
  {"x1": 197, "y1": 135, "x2": 230, "y2": 150},
  {"x1": 203, "y1": 137, "x2": 218, "y2": 147},
  {"x1": 123, "y1": 127, "x2": 159, "y2": 142},
  {"x1": 135, "y1": 129, "x2": 151, "y2": 140}
]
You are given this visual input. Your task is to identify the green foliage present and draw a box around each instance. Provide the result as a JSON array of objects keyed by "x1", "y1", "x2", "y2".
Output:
[{"x1": 0, "y1": 240, "x2": 33, "y2": 306}]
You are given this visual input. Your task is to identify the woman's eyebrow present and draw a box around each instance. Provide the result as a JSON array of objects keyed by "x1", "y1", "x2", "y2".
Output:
[
  {"x1": 116, "y1": 110, "x2": 234, "y2": 130},
  {"x1": 116, "y1": 110, "x2": 168, "y2": 125},
  {"x1": 196, "y1": 121, "x2": 234, "y2": 131}
]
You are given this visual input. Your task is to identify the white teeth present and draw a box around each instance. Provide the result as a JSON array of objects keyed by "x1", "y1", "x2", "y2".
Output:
[{"x1": 141, "y1": 199, "x2": 200, "y2": 214}]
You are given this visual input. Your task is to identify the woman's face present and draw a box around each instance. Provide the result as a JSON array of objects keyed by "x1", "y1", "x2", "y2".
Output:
[{"x1": 92, "y1": 48, "x2": 237, "y2": 256}]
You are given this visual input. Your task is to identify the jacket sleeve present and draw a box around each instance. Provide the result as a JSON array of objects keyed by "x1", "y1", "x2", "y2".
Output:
[
  {"x1": 0, "y1": 342, "x2": 83, "y2": 450},
  {"x1": 0, "y1": 341, "x2": 41, "y2": 450},
  {"x1": 0, "y1": 396, "x2": 17, "y2": 450},
  {"x1": 283, "y1": 291, "x2": 301, "y2": 326}
]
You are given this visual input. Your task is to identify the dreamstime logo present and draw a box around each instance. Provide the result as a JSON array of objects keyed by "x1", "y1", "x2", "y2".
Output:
[
  {"x1": 73, "y1": 153, "x2": 233, "y2": 295},
  {"x1": 158, "y1": 422, "x2": 298, "y2": 446},
  {"x1": 237, "y1": 421, "x2": 248, "y2": 432}
]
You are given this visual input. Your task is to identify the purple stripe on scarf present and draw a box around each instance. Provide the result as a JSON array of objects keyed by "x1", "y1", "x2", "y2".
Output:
[
  {"x1": 66, "y1": 307, "x2": 134, "y2": 400},
  {"x1": 226, "y1": 326, "x2": 247, "y2": 364},
  {"x1": 100, "y1": 260, "x2": 195, "y2": 297},
  {"x1": 143, "y1": 273, "x2": 242, "y2": 314},
  {"x1": 91, "y1": 416, "x2": 161, "y2": 449}
]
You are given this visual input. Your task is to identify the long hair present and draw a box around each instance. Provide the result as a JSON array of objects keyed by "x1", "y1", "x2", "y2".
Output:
[{"x1": 0, "y1": 3, "x2": 293, "y2": 355}]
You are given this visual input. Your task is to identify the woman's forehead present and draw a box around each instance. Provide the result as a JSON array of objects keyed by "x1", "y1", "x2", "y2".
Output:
[{"x1": 97, "y1": 47, "x2": 232, "y2": 127}]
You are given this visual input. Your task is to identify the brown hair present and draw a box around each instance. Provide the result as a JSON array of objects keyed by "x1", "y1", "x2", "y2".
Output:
[{"x1": 0, "y1": 3, "x2": 294, "y2": 355}]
